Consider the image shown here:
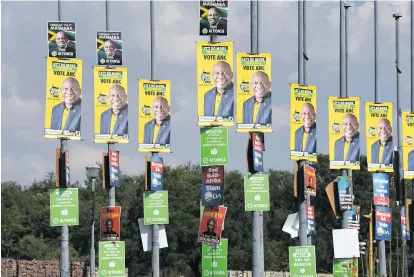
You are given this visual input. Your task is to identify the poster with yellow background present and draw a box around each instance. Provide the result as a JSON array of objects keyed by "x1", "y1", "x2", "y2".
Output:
[
  {"x1": 236, "y1": 53, "x2": 272, "y2": 133},
  {"x1": 328, "y1": 97, "x2": 361, "y2": 170},
  {"x1": 44, "y1": 57, "x2": 83, "y2": 140},
  {"x1": 138, "y1": 79, "x2": 171, "y2": 153},
  {"x1": 196, "y1": 41, "x2": 234, "y2": 127},
  {"x1": 402, "y1": 112, "x2": 414, "y2": 179},
  {"x1": 93, "y1": 67, "x2": 129, "y2": 144},
  {"x1": 365, "y1": 102, "x2": 393, "y2": 172},
  {"x1": 289, "y1": 84, "x2": 317, "y2": 162}
]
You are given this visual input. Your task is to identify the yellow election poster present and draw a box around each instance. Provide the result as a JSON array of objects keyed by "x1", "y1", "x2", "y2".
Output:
[
  {"x1": 236, "y1": 53, "x2": 272, "y2": 133},
  {"x1": 365, "y1": 102, "x2": 394, "y2": 172},
  {"x1": 196, "y1": 41, "x2": 234, "y2": 127},
  {"x1": 328, "y1": 97, "x2": 361, "y2": 170},
  {"x1": 44, "y1": 57, "x2": 83, "y2": 140},
  {"x1": 138, "y1": 79, "x2": 171, "y2": 153},
  {"x1": 402, "y1": 112, "x2": 414, "y2": 179},
  {"x1": 93, "y1": 67, "x2": 129, "y2": 144},
  {"x1": 289, "y1": 84, "x2": 317, "y2": 162}
]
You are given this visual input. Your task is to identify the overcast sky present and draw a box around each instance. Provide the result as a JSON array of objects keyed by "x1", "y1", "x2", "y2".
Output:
[{"x1": 2, "y1": 0, "x2": 414, "y2": 187}]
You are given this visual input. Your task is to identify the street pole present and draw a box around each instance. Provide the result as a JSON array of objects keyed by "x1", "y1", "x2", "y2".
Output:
[
  {"x1": 411, "y1": 2, "x2": 414, "y2": 275},
  {"x1": 60, "y1": 139, "x2": 69, "y2": 277},
  {"x1": 150, "y1": 2, "x2": 160, "y2": 277},
  {"x1": 90, "y1": 177, "x2": 96, "y2": 277}
]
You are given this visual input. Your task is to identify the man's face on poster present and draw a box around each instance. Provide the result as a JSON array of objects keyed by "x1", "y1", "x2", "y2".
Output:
[
  {"x1": 207, "y1": 8, "x2": 219, "y2": 26},
  {"x1": 342, "y1": 114, "x2": 359, "y2": 141},
  {"x1": 251, "y1": 72, "x2": 271, "y2": 102},
  {"x1": 104, "y1": 40, "x2": 116, "y2": 57},
  {"x1": 377, "y1": 118, "x2": 392, "y2": 144},
  {"x1": 56, "y1": 31, "x2": 68, "y2": 49},
  {"x1": 152, "y1": 97, "x2": 170, "y2": 122},
  {"x1": 108, "y1": 85, "x2": 127, "y2": 111},
  {"x1": 213, "y1": 62, "x2": 233, "y2": 91},
  {"x1": 301, "y1": 103, "x2": 316, "y2": 129},
  {"x1": 61, "y1": 78, "x2": 81, "y2": 106}
]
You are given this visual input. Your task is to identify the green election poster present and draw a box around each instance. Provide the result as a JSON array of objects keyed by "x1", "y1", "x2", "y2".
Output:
[
  {"x1": 200, "y1": 127, "x2": 228, "y2": 166},
  {"x1": 244, "y1": 173, "x2": 270, "y2": 211},
  {"x1": 333, "y1": 258, "x2": 358, "y2": 277},
  {"x1": 289, "y1": 246, "x2": 317, "y2": 277},
  {"x1": 143, "y1": 191, "x2": 169, "y2": 225},
  {"x1": 202, "y1": 238, "x2": 228, "y2": 277},
  {"x1": 99, "y1": 241, "x2": 125, "y2": 277},
  {"x1": 49, "y1": 188, "x2": 79, "y2": 226}
]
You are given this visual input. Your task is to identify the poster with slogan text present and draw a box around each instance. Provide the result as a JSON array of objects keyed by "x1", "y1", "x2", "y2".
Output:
[
  {"x1": 47, "y1": 21, "x2": 76, "y2": 59},
  {"x1": 328, "y1": 97, "x2": 361, "y2": 170},
  {"x1": 138, "y1": 79, "x2": 171, "y2": 153},
  {"x1": 236, "y1": 53, "x2": 272, "y2": 133},
  {"x1": 96, "y1": 31, "x2": 123, "y2": 66},
  {"x1": 93, "y1": 67, "x2": 129, "y2": 144},
  {"x1": 199, "y1": 0, "x2": 228, "y2": 36},
  {"x1": 196, "y1": 41, "x2": 234, "y2": 127},
  {"x1": 402, "y1": 112, "x2": 414, "y2": 179},
  {"x1": 365, "y1": 102, "x2": 394, "y2": 172},
  {"x1": 290, "y1": 84, "x2": 317, "y2": 162},
  {"x1": 44, "y1": 57, "x2": 83, "y2": 140}
]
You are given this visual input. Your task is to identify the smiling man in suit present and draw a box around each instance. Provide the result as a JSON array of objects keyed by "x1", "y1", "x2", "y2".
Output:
[
  {"x1": 242, "y1": 71, "x2": 272, "y2": 124},
  {"x1": 203, "y1": 61, "x2": 233, "y2": 118},
  {"x1": 144, "y1": 96, "x2": 171, "y2": 145},
  {"x1": 100, "y1": 84, "x2": 128, "y2": 136},
  {"x1": 334, "y1": 113, "x2": 360, "y2": 162},
  {"x1": 371, "y1": 118, "x2": 393, "y2": 164},
  {"x1": 294, "y1": 103, "x2": 316, "y2": 153},
  {"x1": 50, "y1": 77, "x2": 82, "y2": 132}
]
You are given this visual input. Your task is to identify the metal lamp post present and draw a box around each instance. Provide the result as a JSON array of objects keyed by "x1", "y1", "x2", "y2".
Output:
[{"x1": 86, "y1": 166, "x2": 100, "y2": 277}]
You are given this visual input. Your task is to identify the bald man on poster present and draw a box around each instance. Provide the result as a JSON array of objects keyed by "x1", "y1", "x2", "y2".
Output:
[
  {"x1": 371, "y1": 118, "x2": 393, "y2": 164},
  {"x1": 100, "y1": 84, "x2": 128, "y2": 136},
  {"x1": 294, "y1": 103, "x2": 317, "y2": 153},
  {"x1": 334, "y1": 113, "x2": 360, "y2": 162},
  {"x1": 144, "y1": 96, "x2": 171, "y2": 145},
  {"x1": 242, "y1": 71, "x2": 272, "y2": 124},
  {"x1": 203, "y1": 61, "x2": 234, "y2": 118}
]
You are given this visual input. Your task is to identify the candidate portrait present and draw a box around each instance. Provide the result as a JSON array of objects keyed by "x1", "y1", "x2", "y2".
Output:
[
  {"x1": 294, "y1": 103, "x2": 316, "y2": 153},
  {"x1": 100, "y1": 84, "x2": 128, "y2": 136},
  {"x1": 408, "y1": 149, "x2": 414, "y2": 171},
  {"x1": 242, "y1": 71, "x2": 272, "y2": 124},
  {"x1": 203, "y1": 61, "x2": 233, "y2": 117},
  {"x1": 371, "y1": 118, "x2": 393, "y2": 164},
  {"x1": 334, "y1": 113, "x2": 360, "y2": 162},
  {"x1": 50, "y1": 77, "x2": 82, "y2": 132},
  {"x1": 200, "y1": 6, "x2": 227, "y2": 31},
  {"x1": 98, "y1": 39, "x2": 122, "y2": 63},
  {"x1": 49, "y1": 31, "x2": 76, "y2": 56},
  {"x1": 143, "y1": 96, "x2": 171, "y2": 145}
]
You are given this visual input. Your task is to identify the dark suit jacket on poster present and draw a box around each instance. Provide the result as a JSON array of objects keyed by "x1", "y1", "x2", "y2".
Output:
[
  {"x1": 100, "y1": 104, "x2": 128, "y2": 136},
  {"x1": 49, "y1": 44, "x2": 76, "y2": 57},
  {"x1": 203, "y1": 84, "x2": 234, "y2": 117},
  {"x1": 200, "y1": 19, "x2": 227, "y2": 31},
  {"x1": 143, "y1": 115, "x2": 171, "y2": 145},
  {"x1": 334, "y1": 132, "x2": 360, "y2": 162},
  {"x1": 371, "y1": 136, "x2": 393, "y2": 164},
  {"x1": 242, "y1": 93, "x2": 272, "y2": 124},
  {"x1": 407, "y1": 149, "x2": 414, "y2": 171},
  {"x1": 98, "y1": 51, "x2": 122, "y2": 64},
  {"x1": 294, "y1": 124, "x2": 317, "y2": 153},
  {"x1": 50, "y1": 99, "x2": 81, "y2": 132}
]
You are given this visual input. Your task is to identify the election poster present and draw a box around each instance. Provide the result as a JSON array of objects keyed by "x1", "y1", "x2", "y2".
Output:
[
  {"x1": 365, "y1": 102, "x2": 394, "y2": 172},
  {"x1": 44, "y1": 57, "x2": 83, "y2": 140},
  {"x1": 307, "y1": 206, "x2": 316, "y2": 236},
  {"x1": 99, "y1": 241, "x2": 125, "y2": 277},
  {"x1": 375, "y1": 206, "x2": 392, "y2": 241},
  {"x1": 236, "y1": 53, "x2": 272, "y2": 133},
  {"x1": 252, "y1": 133, "x2": 264, "y2": 172},
  {"x1": 109, "y1": 150, "x2": 120, "y2": 187},
  {"x1": 138, "y1": 79, "x2": 171, "y2": 153},
  {"x1": 47, "y1": 21, "x2": 76, "y2": 59},
  {"x1": 347, "y1": 205, "x2": 360, "y2": 230},
  {"x1": 290, "y1": 84, "x2": 317, "y2": 162},
  {"x1": 373, "y1": 173, "x2": 390, "y2": 207},
  {"x1": 150, "y1": 156, "x2": 164, "y2": 191},
  {"x1": 202, "y1": 184, "x2": 224, "y2": 206},
  {"x1": 202, "y1": 238, "x2": 228, "y2": 277},
  {"x1": 337, "y1": 176, "x2": 353, "y2": 211},
  {"x1": 97, "y1": 31, "x2": 123, "y2": 66},
  {"x1": 100, "y1": 206, "x2": 121, "y2": 241},
  {"x1": 93, "y1": 67, "x2": 129, "y2": 144},
  {"x1": 196, "y1": 41, "x2": 234, "y2": 127},
  {"x1": 202, "y1": 166, "x2": 224, "y2": 185},
  {"x1": 198, "y1": 206, "x2": 227, "y2": 245},
  {"x1": 50, "y1": 188, "x2": 79, "y2": 226},
  {"x1": 402, "y1": 112, "x2": 414, "y2": 179},
  {"x1": 333, "y1": 258, "x2": 358, "y2": 277},
  {"x1": 304, "y1": 164, "x2": 316, "y2": 197},
  {"x1": 328, "y1": 97, "x2": 361, "y2": 170},
  {"x1": 199, "y1": 0, "x2": 228, "y2": 36}
]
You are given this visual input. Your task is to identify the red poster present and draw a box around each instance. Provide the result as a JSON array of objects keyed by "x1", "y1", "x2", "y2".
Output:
[
  {"x1": 100, "y1": 206, "x2": 121, "y2": 241},
  {"x1": 202, "y1": 166, "x2": 224, "y2": 185},
  {"x1": 109, "y1": 150, "x2": 119, "y2": 167},
  {"x1": 304, "y1": 165, "x2": 316, "y2": 196},
  {"x1": 151, "y1": 159, "x2": 163, "y2": 173},
  {"x1": 306, "y1": 206, "x2": 314, "y2": 220},
  {"x1": 253, "y1": 133, "x2": 263, "y2": 152},
  {"x1": 198, "y1": 206, "x2": 227, "y2": 245}
]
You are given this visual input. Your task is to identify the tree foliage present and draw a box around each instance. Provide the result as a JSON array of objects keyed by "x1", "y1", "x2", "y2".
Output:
[{"x1": 1, "y1": 155, "x2": 410, "y2": 276}]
